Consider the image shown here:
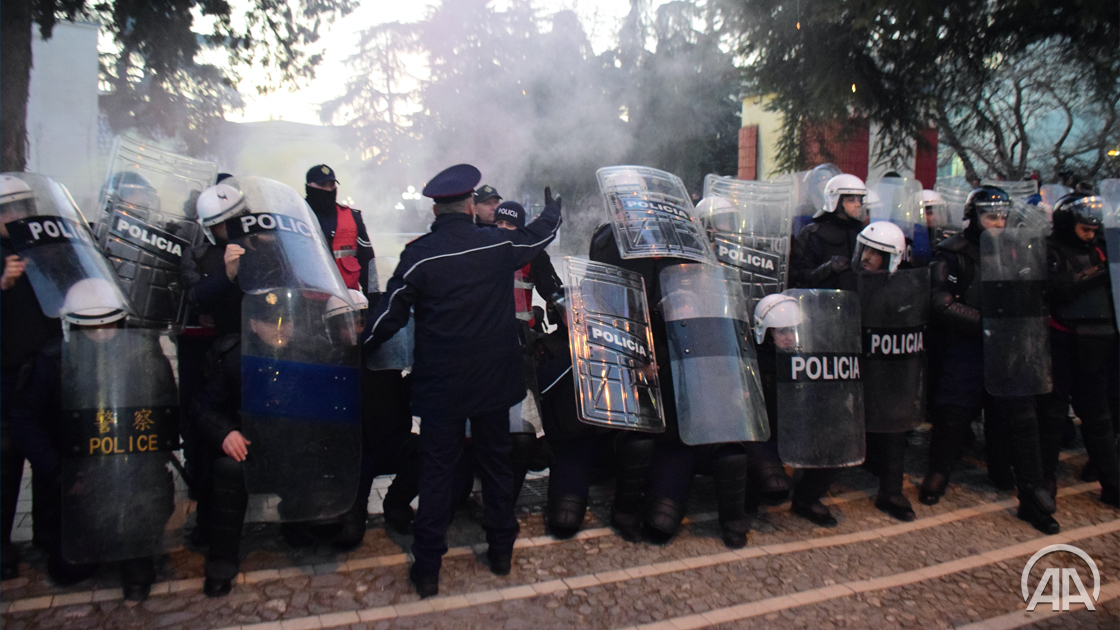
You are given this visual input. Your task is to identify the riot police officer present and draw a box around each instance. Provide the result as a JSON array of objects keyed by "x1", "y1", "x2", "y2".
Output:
[
  {"x1": 918, "y1": 187, "x2": 1059, "y2": 535},
  {"x1": 1038, "y1": 193, "x2": 1119, "y2": 506},
  {"x1": 362, "y1": 165, "x2": 561, "y2": 598},
  {"x1": 305, "y1": 164, "x2": 377, "y2": 295}
]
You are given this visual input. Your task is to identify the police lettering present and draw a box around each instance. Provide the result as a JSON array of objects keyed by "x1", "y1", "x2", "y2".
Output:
[
  {"x1": 868, "y1": 331, "x2": 925, "y2": 356},
  {"x1": 621, "y1": 198, "x2": 691, "y2": 220},
  {"x1": 717, "y1": 244, "x2": 775, "y2": 271},
  {"x1": 590, "y1": 325, "x2": 649, "y2": 359},
  {"x1": 497, "y1": 207, "x2": 518, "y2": 219},
  {"x1": 25, "y1": 217, "x2": 92, "y2": 245},
  {"x1": 114, "y1": 217, "x2": 183, "y2": 258},
  {"x1": 87, "y1": 433, "x2": 161, "y2": 455},
  {"x1": 240, "y1": 213, "x2": 315, "y2": 238},
  {"x1": 789, "y1": 355, "x2": 861, "y2": 381}
]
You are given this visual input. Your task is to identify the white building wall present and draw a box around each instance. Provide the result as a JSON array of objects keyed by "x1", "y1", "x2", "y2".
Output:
[{"x1": 25, "y1": 21, "x2": 102, "y2": 216}]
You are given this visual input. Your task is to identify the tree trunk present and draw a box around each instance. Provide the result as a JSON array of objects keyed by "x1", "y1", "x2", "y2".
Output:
[{"x1": 1, "y1": 0, "x2": 33, "y2": 172}]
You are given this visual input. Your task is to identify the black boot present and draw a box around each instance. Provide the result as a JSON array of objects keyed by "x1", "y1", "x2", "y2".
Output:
[
  {"x1": 611, "y1": 435, "x2": 653, "y2": 542},
  {"x1": 333, "y1": 503, "x2": 368, "y2": 551},
  {"x1": 920, "y1": 405, "x2": 974, "y2": 505},
  {"x1": 712, "y1": 451, "x2": 751, "y2": 549},
  {"x1": 383, "y1": 457, "x2": 419, "y2": 535},
  {"x1": 206, "y1": 457, "x2": 248, "y2": 592},
  {"x1": 791, "y1": 469, "x2": 839, "y2": 527},
  {"x1": 871, "y1": 433, "x2": 914, "y2": 521},
  {"x1": 984, "y1": 413, "x2": 1015, "y2": 489},
  {"x1": 755, "y1": 461, "x2": 791, "y2": 506},
  {"x1": 1017, "y1": 485, "x2": 1060, "y2": 535},
  {"x1": 120, "y1": 557, "x2": 155, "y2": 602},
  {"x1": 875, "y1": 493, "x2": 915, "y2": 522},
  {"x1": 643, "y1": 497, "x2": 685, "y2": 544},
  {"x1": 546, "y1": 493, "x2": 586, "y2": 539}
]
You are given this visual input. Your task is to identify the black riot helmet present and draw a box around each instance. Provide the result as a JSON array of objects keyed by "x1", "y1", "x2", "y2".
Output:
[
  {"x1": 962, "y1": 186, "x2": 1012, "y2": 224},
  {"x1": 1052, "y1": 193, "x2": 1105, "y2": 227}
]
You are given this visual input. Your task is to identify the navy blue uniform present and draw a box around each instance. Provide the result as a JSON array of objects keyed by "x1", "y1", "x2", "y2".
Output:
[{"x1": 363, "y1": 205, "x2": 560, "y2": 575}]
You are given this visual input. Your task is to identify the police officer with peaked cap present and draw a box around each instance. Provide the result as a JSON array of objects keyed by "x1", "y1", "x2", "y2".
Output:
[{"x1": 362, "y1": 164, "x2": 562, "y2": 598}]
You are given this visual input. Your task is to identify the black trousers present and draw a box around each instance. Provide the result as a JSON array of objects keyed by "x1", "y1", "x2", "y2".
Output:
[{"x1": 412, "y1": 408, "x2": 519, "y2": 575}]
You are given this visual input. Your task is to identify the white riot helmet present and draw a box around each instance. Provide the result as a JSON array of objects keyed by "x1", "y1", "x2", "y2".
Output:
[
  {"x1": 920, "y1": 189, "x2": 945, "y2": 209},
  {"x1": 604, "y1": 170, "x2": 647, "y2": 194},
  {"x1": 1, "y1": 175, "x2": 34, "y2": 207},
  {"x1": 696, "y1": 196, "x2": 737, "y2": 233},
  {"x1": 61, "y1": 278, "x2": 128, "y2": 326},
  {"x1": 752, "y1": 293, "x2": 803, "y2": 345},
  {"x1": 325, "y1": 289, "x2": 369, "y2": 318},
  {"x1": 196, "y1": 183, "x2": 247, "y2": 244},
  {"x1": 821, "y1": 174, "x2": 867, "y2": 218},
  {"x1": 853, "y1": 221, "x2": 906, "y2": 273}
]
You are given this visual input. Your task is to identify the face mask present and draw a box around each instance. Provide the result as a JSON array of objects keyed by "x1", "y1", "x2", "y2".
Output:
[{"x1": 305, "y1": 185, "x2": 337, "y2": 214}]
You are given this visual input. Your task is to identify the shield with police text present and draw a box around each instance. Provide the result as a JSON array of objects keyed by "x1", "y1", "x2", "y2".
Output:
[
  {"x1": 59, "y1": 329, "x2": 182, "y2": 562},
  {"x1": 981, "y1": 228, "x2": 1052, "y2": 396},
  {"x1": 562, "y1": 257, "x2": 665, "y2": 432},
  {"x1": 241, "y1": 290, "x2": 361, "y2": 522},
  {"x1": 1101, "y1": 179, "x2": 1120, "y2": 332},
  {"x1": 2, "y1": 172, "x2": 132, "y2": 320},
  {"x1": 858, "y1": 268, "x2": 929, "y2": 432},
  {"x1": 597, "y1": 166, "x2": 714, "y2": 263},
  {"x1": 700, "y1": 175, "x2": 793, "y2": 312},
  {"x1": 659, "y1": 263, "x2": 769, "y2": 445},
  {"x1": 870, "y1": 177, "x2": 929, "y2": 265},
  {"x1": 776, "y1": 289, "x2": 865, "y2": 468},
  {"x1": 95, "y1": 137, "x2": 216, "y2": 326}
]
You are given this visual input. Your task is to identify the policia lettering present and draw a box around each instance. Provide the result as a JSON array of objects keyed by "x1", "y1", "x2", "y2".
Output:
[
  {"x1": 864, "y1": 325, "x2": 925, "y2": 357},
  {"x1": 714, "y1": 239, "x2": 780, "y2": 275},
  {"x1": 610, "y1": 196, "x2": 693, "y2": 220},
  {"x1": 231, "y1": 213, "x2": 317, "y2": 238},
  {"x1": 588, "y1": 324, "x2": 650, "y2": 360},
  {"x1": 778, "y1": 353, "x2": 862, "y2": 382},
  {"x1": 68, "y1": 406, "x2": 177, "y2": 457},
  {"x1": 108, "y1": 211, "x2": 188, "y2": 262},
  {"x1": 6, "y1": 216, "x2": 96, "y2": 249}
]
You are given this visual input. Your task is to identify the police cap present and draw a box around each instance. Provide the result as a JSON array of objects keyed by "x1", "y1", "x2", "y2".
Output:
[
  {"x1": 494, "y1": 201, "x2": 526, "y2": 228},
  {"x1": 306, "y1": 164, "x2": 339, "y2": 185},
  {"x1": 423, "y1": 164, "x2": 481, "y2": 203},
  {"x1": 474, "y1": 184, "x2": 502, "y2": 204}
]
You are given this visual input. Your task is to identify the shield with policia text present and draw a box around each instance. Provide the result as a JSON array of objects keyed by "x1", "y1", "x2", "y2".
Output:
[
  {"x1": 95, "y1": 136, "x2": 217, "y2": 326},
  {"x1": 858, "y1": 267, "x2": 930, "y2": 433},
  {"x1": 980, "y1": 227, "x2": 1052, "y2": 397},
  {"x1": 228, "y1": 176, "x2": 361, "y2": 522},
  {"x1": 597, "y1": 166, "x2": 714, "y2": 264},
  {"x1": 776, "y1": 289, "x2": 865, "y2": 468},
  {"x1": 1, "y1": 172, "x2": 131, "y2": 320},
  {"x1": 562, "y1": 257, "x2": 665, "y2": 432},
  {"x1": 1100, "y1": 179, "x2": 1120, "y2": 332},
  {"x1": 60, "y1": 328, "x2": 182, "y2": 562},
  {"x1": 699, "y1": 174, "x2": 793, "y2": 313},
  {"x1": 659, "y1": 263, "x2": 769, "y2": 445}
]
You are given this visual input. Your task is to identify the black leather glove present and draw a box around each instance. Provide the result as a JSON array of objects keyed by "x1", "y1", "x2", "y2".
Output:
[
  {"x1": 807, "y1": 255, "x2": 850, "y2": 285},
  {"x1": 545, "y1": 186, "x2": 561, "y2": 210}
]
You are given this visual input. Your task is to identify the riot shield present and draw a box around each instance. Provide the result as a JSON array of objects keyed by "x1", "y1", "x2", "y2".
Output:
[
  {"x1": 365, "y1": 314, "x2": 415, "y2": 371},
  {"x1": 982, "y1": 179, "x2": 1037, "y2": 202},
  {"x1": 776, "y1": 163, "x2": 841, "y2": 237},
  {"x1": 2, "y1": 172, "x2": 132, "y2": 319},
  {"x1": 596, "y1": 166, "x2": 714, "y2": 263},
  {"x1": 1101, "y1": 179, "x2": 1120, "y2": 331},
  {"x1": 699, "y1": 175, "x2": 794, "y2": 312},
  {"x1": 224, "y1": 176, "x2": 352, "y2": 298},
  {"x1": 980, "y1": 228, "x2": 1052, "y2": 396},
  {"x1": 241, "y1": 290, "x2": 361, "y2": 521},
  {"x1": 1039, "y1": 184, "x2": 1072, "y2": 210},
  {"x1": 659, "y1": 263, "x2": 769, "y2": 445},
  {"x1": 858, "y1": 268, "x2": 929, "y2": 432},
  {"x1": 775, "y1": 289, "x2": 865, "y2": 467},
  {"x1": 870, "y1": 177, "x2": 929, "y2": 265},
  {"x1": 562, "y1": 257, "x2": 665, "y2": 432},
  {"x1": 95, "y1": 137, "x2": 217, "y2": 326},
  {"x1": 932, "y1": 183, "x2": 968, "y2": 243},
  {"x1": 511, "y1": 330, "x2": 544, "y2": 434},
  {"x1": 59, "y1": 329, "x2": 182, "y2": 562}
]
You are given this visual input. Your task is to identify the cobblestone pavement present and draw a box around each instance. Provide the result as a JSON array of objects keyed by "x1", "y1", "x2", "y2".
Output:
[{"x1": 2, "y1": 436, "x2": 1116, "y2": 630}]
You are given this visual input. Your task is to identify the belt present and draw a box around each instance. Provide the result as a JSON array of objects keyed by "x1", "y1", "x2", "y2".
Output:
[{"x1": 333, "y1": 248, "x2": 357, "y2": 258}]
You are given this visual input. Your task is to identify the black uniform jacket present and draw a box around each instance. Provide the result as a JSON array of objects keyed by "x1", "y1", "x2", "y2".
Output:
[
  {"x1": 1, "y1": 238, "x2": 61, "y2": 370},
  {"x1": 363, "y1": 205, "x2": 561, "y2": 418},
  {"x1": 789, "y1": 212, "x2": 864, "y2": 289},
  {"x1": 182, "y1": 241, "x2": 243, "y2": 336}
]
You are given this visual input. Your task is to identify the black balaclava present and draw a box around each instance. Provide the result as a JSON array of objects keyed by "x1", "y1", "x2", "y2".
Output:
[{"x1": 305, "y1": 185, "x2": 338, "y2": 217}]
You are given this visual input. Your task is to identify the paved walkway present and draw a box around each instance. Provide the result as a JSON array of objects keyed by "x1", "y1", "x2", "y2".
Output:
[{"x1": 1, "y1": 439, "x2": 1116, "y2": 629}]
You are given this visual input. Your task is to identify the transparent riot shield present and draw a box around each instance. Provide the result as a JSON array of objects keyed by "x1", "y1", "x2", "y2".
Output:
[
  {"x1": 562, "y1": 257, "x2": 665, "y2": 432},
  {"x1": 699, "y1": 174, "x2": 794, "y2": 312},
  {"x1": 1101, "y1": 179, "x2": 1120, "y2": 331},
  {"x1": 2, "y1": 172, "x2": 131, "y2": 319},
  {"x1": 858, "y1": 268, "x2": 929, "y2": 432},
  {"x1": 775, "y1": 289, "x2": 865, "y2": 467},
  {"x1": 659, "y1": 263, "x2": 769, "y2": 445},
  {"x1": 775, "y1": 163, "x2": 841, "y2": 237},
  {"x1": 870, "y1": 177, "x2": 928, "y2": 265},
  {"x1": 241, "y1": 290, "x2": 361, "y2": 521},
  {"x1": 225, "y1": 176, "x2": 351, "y2": 298},
  {"x1": 980, "y1": 228, "x2": 1052, "y2": 396},
  {"x1": 1039, "y1": 184, "x2": 1073, "y2": 211},
  {"x1": 982, "y1": 179, "x2": 1037, "y2": 202},
  {"x1": 59, "y1": 329, "x2": 182, "y2": 562},
  {"x1": 596, "y1": 166, "x2": 714, "y2": 263},
  {"x1": 365, "y1": 314, "x2": 414, "y2": 371},
  {"x1": 932, "y1": 183, "x2": 969, "y2": 243},
  {"x1": 95, "y1": 137, "x2": 217, "y2": 326}
]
